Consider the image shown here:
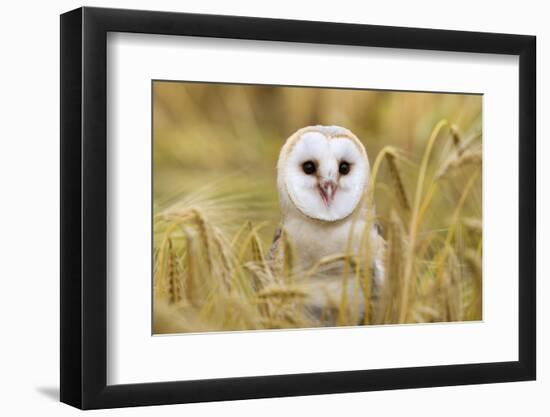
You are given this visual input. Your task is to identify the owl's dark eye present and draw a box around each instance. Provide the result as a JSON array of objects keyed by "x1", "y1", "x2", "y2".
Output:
[
  {"x1": 302, "y1": 160, "x2": 316, "y2": 175},
  {"x1": 339, "y1": 161, "x2": 351, "y2": 175}
]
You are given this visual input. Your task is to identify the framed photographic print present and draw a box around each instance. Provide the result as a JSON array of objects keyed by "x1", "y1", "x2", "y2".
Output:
[{"x1": 60, "y1": 6, "x2": 536, "y2": 409}]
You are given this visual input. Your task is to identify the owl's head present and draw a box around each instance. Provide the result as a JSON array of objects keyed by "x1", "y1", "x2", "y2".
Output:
[{"x1": 277, "y1": 125, "x2": 370, "y2": 222}]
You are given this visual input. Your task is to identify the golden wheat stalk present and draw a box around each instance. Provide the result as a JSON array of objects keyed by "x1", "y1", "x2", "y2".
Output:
[
  {"x1": 462, "y1": 217, "x2": 482, "y2": 233},
  {"x1": 257, "y1": 285, "x2": 307, "y2": 300},
  {"x1": 385, "y1": 152, "x2": 411, "y2": 212},
  {"x1": 450, "y1": 124, "x2": 463, "y2": 155},
  {"x1": 436, "y1": 150, "x2": 482, "y2": 179},
  {"x1": 167, "y1": 238, "x2": 182, "y2": 304},
  {"x1": 182, "y1": 229, "x2": 200, "y2": 307}
]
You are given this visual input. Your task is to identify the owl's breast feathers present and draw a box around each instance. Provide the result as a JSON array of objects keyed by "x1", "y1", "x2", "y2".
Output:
[{"x1": 267, "y1": 213, "x2": 385, "y2": 320}]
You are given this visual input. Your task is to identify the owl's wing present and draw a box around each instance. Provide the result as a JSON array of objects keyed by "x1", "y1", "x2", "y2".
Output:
[
  {"x1": 374, "y1": 220, "x2": 383, "y2": 237},
  {"x1": 267, "y1": 226, "x2": 282, "y2": 261},
  {"x1": 370, "y1": 220, "x2": 386, "y2": 294}
]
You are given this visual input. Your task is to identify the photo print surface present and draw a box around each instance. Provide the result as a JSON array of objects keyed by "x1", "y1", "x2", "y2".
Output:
[{"x1": 152, "y1": 81, "x2": 482, "y2": 334}]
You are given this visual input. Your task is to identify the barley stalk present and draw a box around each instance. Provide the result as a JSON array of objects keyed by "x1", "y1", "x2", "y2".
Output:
[
  {"x1": 167, "y1": 238, "x2": 182, "y2": 304},
  {"x1": 385, "y1": 152, "x2": 410, "y2": 212},
  {"x1": 400, "y1": 119, "x2": 449, "y2": 323}
]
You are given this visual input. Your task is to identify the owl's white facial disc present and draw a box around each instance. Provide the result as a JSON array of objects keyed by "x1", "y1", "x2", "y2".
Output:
[{"x1": 279, "y1": 127, "x2": 369, "y2": 222}]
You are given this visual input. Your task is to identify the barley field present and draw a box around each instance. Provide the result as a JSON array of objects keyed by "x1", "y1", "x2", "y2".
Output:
[{"x1": 152, "y1": 81, "x2": 482, "y2": 334}]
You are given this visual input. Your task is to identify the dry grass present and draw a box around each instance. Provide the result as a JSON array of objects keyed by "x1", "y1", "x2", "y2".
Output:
[{"x1": 153, "y1": 119, "x2": 482, "y2": 334}]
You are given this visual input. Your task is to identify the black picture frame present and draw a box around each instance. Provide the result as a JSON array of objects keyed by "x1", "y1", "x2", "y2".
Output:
[{"x1": 60, "y1": 6, "x2": 536, "y2": 410}]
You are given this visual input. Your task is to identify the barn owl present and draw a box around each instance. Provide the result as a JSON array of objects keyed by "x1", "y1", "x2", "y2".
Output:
[{"x1": 270, "y1": 125, "x2": 385, "y2": 324}]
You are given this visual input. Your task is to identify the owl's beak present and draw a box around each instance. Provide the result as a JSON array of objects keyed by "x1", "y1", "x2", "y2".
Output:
[{"x1": 319, "y1": 179, "x2": 337, "y2": 206}]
